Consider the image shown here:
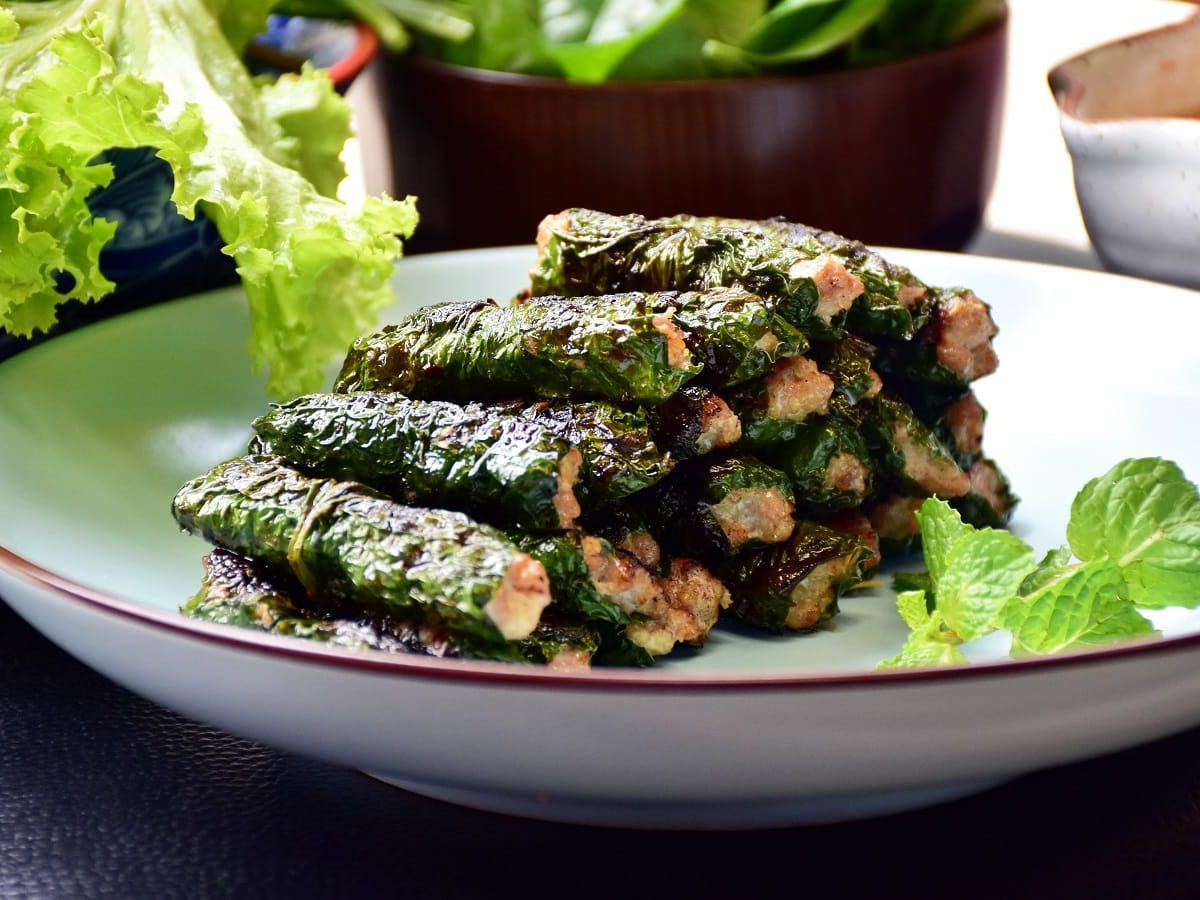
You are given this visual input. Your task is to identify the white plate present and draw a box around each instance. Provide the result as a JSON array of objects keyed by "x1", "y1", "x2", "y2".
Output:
[{"x1": 2, "y1": 247, "x2": 1200, "y2": 829}]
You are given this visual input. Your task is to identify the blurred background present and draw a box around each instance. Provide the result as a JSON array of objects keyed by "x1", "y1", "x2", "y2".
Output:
[{"x1": 342, "y1": 0, "x2": 1195, "y2": 268}]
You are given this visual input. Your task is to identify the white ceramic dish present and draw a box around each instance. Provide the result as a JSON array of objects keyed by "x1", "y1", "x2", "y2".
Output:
[
  {"x1": 2, "y1": 247, "x2": 1200, "y2": 829},
  {"x1": 1050, "y1": 11, "x2": 1200, "y2": 288}
]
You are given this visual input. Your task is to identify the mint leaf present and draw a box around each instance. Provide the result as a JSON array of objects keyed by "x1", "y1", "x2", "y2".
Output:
[
  {"x1": 878, "y1": 624, "x2": 969, "y2": 669},
  {"x1": 1002, "y1": 560, "x2": 1157, "y2": 656},
  {"x1": 1019, "y1": 545, "x2": 1073, "y2": 595},
  {"x1": 1067, "y1": 457, "x2": 1200, "y2": 609},
  {"x1": 936, "y1": 528, "x2": 1036, "y2": 641},
  {"x1": 915, "y1": 498, "x2": 973, "y2": 589},
  {"x1": 895, "y1": 588, "x2": 931, "y2": 630}
]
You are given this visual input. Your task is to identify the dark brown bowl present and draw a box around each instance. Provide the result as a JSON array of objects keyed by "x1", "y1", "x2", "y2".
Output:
[{"x1": 375, "y1": 16, "x2": 1007, "y2": 253}]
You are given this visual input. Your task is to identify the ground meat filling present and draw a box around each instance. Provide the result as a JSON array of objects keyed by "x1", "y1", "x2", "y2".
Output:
[
  {"x1": 825, "y1": 511, "x2": 881, "y2": 570},
  {"x1": 935, "y1": 292, "x2": 999, "y2": 382},
  {"x1": 535, "y1": 210, "x2": 572, "y2": 262},
  {"x1": 898, "y1": 282, "x2": 928, "y2": 310},
  {"x1": 581, "y1": 535, "x2": 661, "y2": 617},
  {"x1": 866, "y1": 495, "x2": 924, "y2": 542},
  {"x1": 765, "y1": 356, "x2": 835, "y2": 422},
  {"x1": 823, "y1": 452, "x2": 871, "y2": 499},
  {"x1": 944, "y1": 393, "x2": 985, "y2": 460},
  {"x1": 712, "y1": 487, "x2": 796, "y2": 548},
  {"x1": 788, "y1": 255, "x2": 865, "y2": 324},
  {"x1": 696, "y1": 394, "x2": 743, "y2": 453},
  {"x1": 627, "y1": 558, "x2": 731, "y2": 653},
  {"x1": 553, "y1": 448, "x2": 583, "y2": 528},
  {"x1": 891, "y1": 421, "x2": 970, "y2": 498},
  {"x1": 546, "y1": 648, "x2": 592, "y2": 672},
  {"x1": 652, "y1": 310, "x2": 692, "y2": 370},
  {"x1": 485, "y1": 555, "x2": 553, "y2": 640},
  {"x1": 862, "y1": 369, "x2": 883, "y2": 401},
  {"x1": 784, "y1": 556, "x2": 858, "y2": 630},
  {"x1": 967, "y1": 460, "x2": 1008, "y2": 514},
  {"x1": 617, "y1": 531, "x2": 662, "y2": 571}
]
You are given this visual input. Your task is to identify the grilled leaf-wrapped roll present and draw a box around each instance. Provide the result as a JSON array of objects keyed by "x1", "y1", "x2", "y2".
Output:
[
  {"x1": 865, "y1": 393, "x2": 970, "y2": 499},
  {"x1": 500, "y1": 399, "x2": 674, "y2": 503},
  {"x1": 953, "y1": 458, "x2": 1018, "y2": 529},
  {"x1": 183, "y1": 547, "x2": 447, "y2": 655},
  {"x1": 724, "y1": 356, "x2": 834, "y2": 448},
  {"x1": 641, "y1": 454, "x2": 796, "y2": 559},
  {"x1": 515, "y1": 531, "x2": 659, "y2": 627},
  {"x1": 184, "y1": 548, "x2": 596, "y2": 667},
  {"x1": 517, "y1": 532, "x2": 727, "y2": 661},
  {"x1": 810, "y1": 336, "x2": 882, "y2": 416},
  {"x1": 252, "y1": 392, "x2": 583, "y2": 531},
  {"x1": 865, "y1": 493, "x2": 926, "y2": 556},
  {"x1": 872, "y1": 287, "x2": 999, "y2": 389},
  {"x1": 634, "y1": 286, "x2": 808, "y2": 387},
  {"x1": 172, "y1": 456, "x2": 553, "y2": 645},
  {"x1": 645, "y1": 385, "x2": 742, "y2": 461},
  {"x1": 334, "y1": 294, "x2": 699, "y2": 404},
  {"x1": 531, "y1": 209, "x2": 864, "y2": 335},
  {"x1": 714, "y1": 216, "x2": 934, "y2": 340},
  {"x1": 767, "y1": 416, "x2": 875, "y2": 514},
  {"x1": 724, "y1": 520, "x2": 870, "y2": 632},
  {"x1": 581, "y1": 502, "x2": 664, "y2": 573}
]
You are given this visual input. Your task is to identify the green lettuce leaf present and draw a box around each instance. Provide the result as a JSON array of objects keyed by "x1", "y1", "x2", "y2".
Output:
[{"x1": 1, "y1": 0, "x2": 418, "y2": 398}]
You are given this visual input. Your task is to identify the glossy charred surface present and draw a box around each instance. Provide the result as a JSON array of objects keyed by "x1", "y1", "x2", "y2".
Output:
[
  {"x1": 724, "y1": 520, "x2": 870, "y2": 632},
  {"x1": 532, "y1": 209, "x2": 850, "y2": 335},
  {"x1": 646, "y1": 385, "x2": 742, "y2": 461},
  {"x1": 641, "y1": 454, "x2": 796, "y2": 559},
  {"x1": 171, "y1": 456, "x2": 551, "y2": 646},
  {"x1": 252, "y1": 391, "x2": 581, "y2": 531},
  {"x1": 767, "y1": 416, "x2": 875, "y2": 514},
  {"x1": 334, "y1": 294, "x2": 699, "y2": 404},
  {"x1": 505, "y1": 399, "x2": 674, "y2": 503}
]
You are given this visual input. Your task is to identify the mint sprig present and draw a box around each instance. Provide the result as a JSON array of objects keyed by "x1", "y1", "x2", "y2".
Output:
[{"x1": 878, "y1": 457, "x2": 1195, "y2": 669}]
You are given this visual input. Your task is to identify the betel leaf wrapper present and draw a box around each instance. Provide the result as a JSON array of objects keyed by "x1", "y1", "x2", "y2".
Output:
[
  {"x1": 500, "y1": 399, "x2": 674, "y2": 503},
  {"x1": 723, "y1": 356, "x2": 835, "y2": 448},
  {"x1": 333, "y1": 294, "x2": 699, "y2": 404},
  {"x1": 871, "y1": 287, "x2": 1000, "y2": 389},
  {"x1": 184, "y1": 548, "x2": 594, "y2": 666},
  {"x1": 863, "y1": 393, "x2": 970, "y2": 500},
  {"x1": 251, "y1": 391, "x2": 582, "y2": 531},
  {"x1": 645, "y1": 385, "x2": 742, "y2": 461},
  {"x1": 532, "y1": 209, "x2": 856, "y2": 337},
  {"x1": 723, "y1": 520, "x2": 870, "y2": 632},
  {"x1": 640, "y1": 454, "x2": 796, "y2": 559},
  {"x1": 732, "y1": 216, "x2": 934, "y2": 340},
  {"x1": 644, "y1": 287, "x2": 808, "y2": 387},
  {"x1": 766, "y1": 416, "x2": 875, "y2": 514},
  {"x1": 171, "y1": 455, "x2": 551, "y2": 646}
]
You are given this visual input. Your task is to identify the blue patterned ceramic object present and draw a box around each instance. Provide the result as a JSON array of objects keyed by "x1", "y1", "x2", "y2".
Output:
[{"x1": 0, "y1": 16, "x2": 377, "y2": 360}]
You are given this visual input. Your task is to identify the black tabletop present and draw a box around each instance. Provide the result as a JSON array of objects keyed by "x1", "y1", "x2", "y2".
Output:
[{"x1": 4, "y1": 596, "x2": 1200, "y2": 900}]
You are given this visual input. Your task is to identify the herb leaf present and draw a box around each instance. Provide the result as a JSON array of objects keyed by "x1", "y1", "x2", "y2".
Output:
[
  {"x1": 882, "y1": 458, "x2": 1200, "y2": 669},
  {"x1": 1001, "y1": 561, "x2": 1157, "y2": 656},
  {"x1": 1068, "y1": 458, "x2": 1200, "y2": 609}
]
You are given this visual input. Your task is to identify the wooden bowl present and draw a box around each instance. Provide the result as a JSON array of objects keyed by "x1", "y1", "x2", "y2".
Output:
[{"x1": 375, "y1": 16, "x2": 1007, "y2": 252}]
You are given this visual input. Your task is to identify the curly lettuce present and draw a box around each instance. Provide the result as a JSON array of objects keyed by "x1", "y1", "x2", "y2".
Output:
[{"x1": 0, "y1": 0, "x2": 418, "y2": 398}]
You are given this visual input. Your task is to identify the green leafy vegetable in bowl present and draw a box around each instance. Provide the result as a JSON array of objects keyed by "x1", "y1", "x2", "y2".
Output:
[
  {"x1": 881, "y1": 457, "x2": 1200, "y2": 669},
  {"x1": 0, "y1": 0, "x2": 418, "y2": 398},
  {"x1": 280, "y1": 0, "x2": 1006, "y2": 82}
]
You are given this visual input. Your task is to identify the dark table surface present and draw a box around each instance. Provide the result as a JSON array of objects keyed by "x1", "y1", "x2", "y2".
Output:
[{"x1": 4, "y1": 597, "x2": 1200, "y2": 900}]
